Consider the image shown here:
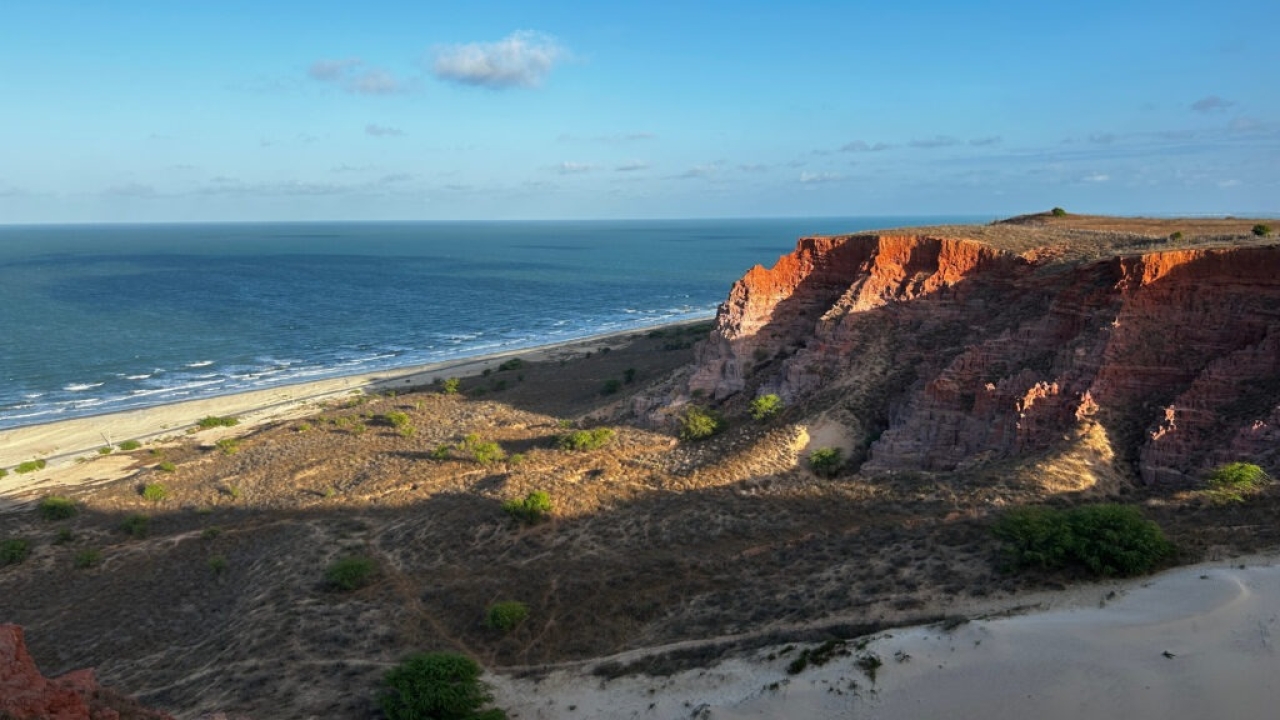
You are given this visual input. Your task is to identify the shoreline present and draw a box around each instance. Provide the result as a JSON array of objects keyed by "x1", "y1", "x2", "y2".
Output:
[{"x1": 0, "y1": 317, "x2": 710, "y2": 496}]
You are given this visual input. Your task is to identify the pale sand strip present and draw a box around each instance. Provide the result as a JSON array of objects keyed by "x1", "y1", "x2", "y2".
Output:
[
  {"x1": 0, "y1": 320, "x2": 707, "y2": 499},
  {"x1": 491, "y1": 554, "x2": 1280, "y2": 719}
]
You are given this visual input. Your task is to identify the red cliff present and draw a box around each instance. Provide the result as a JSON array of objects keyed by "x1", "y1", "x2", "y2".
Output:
[{"x1": 688, "y1": 234, "x2": 1280, "y2": 485}]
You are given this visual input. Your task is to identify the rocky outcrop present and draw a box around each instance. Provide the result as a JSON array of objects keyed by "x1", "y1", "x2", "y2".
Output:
[
  {"x1": 0, "y1": 624, "x2": 174, "y2": 720},
  {"x1": 688, "y1": 234, "x2": 1280, "y2": 485}
]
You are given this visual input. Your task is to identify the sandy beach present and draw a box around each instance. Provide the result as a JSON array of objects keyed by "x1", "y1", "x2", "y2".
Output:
[
  {"x1": 491, "y1": 554, "x2": 1280, "y2": 719},
  {"x1": 0, "y1": 320, "x2": 704, "y2": 501}
]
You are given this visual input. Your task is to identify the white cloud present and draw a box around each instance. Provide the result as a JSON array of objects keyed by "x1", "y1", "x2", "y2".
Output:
[
  {"x1": 673, "y1": 163, "x2": 720, "y2": 179},
  {"x1": 969, "y1": 136, "x2": 1002, "y2": 147},
  {"x1": 614, "y1": 160, "x2": 649, "y2": 172},
  {"x1": 1191, "y1": 95, "x2": 1234, "y2": 113},
  {"x1": 840, "y1": 140, "x2": 892, "y2": 153},
  {"x1": 365, "y1": 124, "x2": 404, "y2": 137},
  {"x1": 799, "y1": 171, "x2": 844, "y2": 184},
  {"x1": 908, "y1": 135, "x2": 960, "y2": 149},
  {"x1": 555, "y1": 161, "x2": 594, "y2": 174},
  {"x1": 1081, "y1": 172, "x2": 1110, "y2": 183},
  {"x1": 308, "y1": 58, "x2": 405, "y2": 95},
  {"x1": 432, "y1": 31, "x2": 565, "y2": 89}
]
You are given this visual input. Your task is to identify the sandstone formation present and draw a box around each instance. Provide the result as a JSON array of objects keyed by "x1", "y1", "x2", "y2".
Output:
[
  {"x1": 0, "y1": 624, "x2": 174, "y2": 720},
  {"x1": 687, "y1": 233, "x2": 1280, "y2": 485}
]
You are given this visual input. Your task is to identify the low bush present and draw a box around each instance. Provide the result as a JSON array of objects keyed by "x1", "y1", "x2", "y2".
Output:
[
  {"x1": 503, "y1": 491, "x2": 552, "y2": 524},
  {"x1": 1204, "y1": 462, "x2": 1271, "y2": 504},
  {"x1": 993, "y1": 504, "x2": 1173, "y2": 577},
  {"x1": 556, "y1": 427, "x2": 616, "y2": 452},
  {"x1": 15, "y1": 459, "x2": 47, "y2": 474},
  {"x1": 1, "y1": 538, "x2": 31, "y2": 566},
  {"x1": 379, "y1": 652, "x2": 507, "y2": 720},
  {"x1": 486, "y1": 601, "x2": 529, "y2": 632},
  {"x1": 98, "y1": 446, "x2": 114, "y2": 455},
  {"x1": 157, "y1": 461, "x2": 176, "y2": 473},
  {"x1": 428, "y1": 444, "x2": 452, "y2": 460},
  {"x1": 678, "y1": 405, "x2": 726, "y2": 441},
  {"x1": 1051, "y1": 207, "x2": 1067, "y2": 217},
  {"x1": 215, "y1": 438, "x2": 239, "y2": 455},
  {"x1": 382, "y1": 411, "x2": 411, "y2": 429},
  {"x1": 749, "y1": 394, "x2": 784, "y2": 421},
  {"x1": 38, "y1": 495, "x2": 78, "y2": 521},
  {"x1": 0, "y1": 468, "x2": 6, "y2": 478},
  {"x1": 497, "y1": 358, "x2": 524, "y2": 372},
  {"x1": 141, "y1": 483, "x2": 168, "y2": 502},
  {"x1": 120, "y1": 514, "x2": 150, "y2": 538},
  {"x1": 600, "y1": 378, "x2": 622, "y2": 395},
  {"x1": 208, "y1": 554, "x2": 229, "y2": 575},
  {"x1": 440, "y1": 377, "x2": 461, "y2": 394},
  {"x1": 325, "y1": 555, "x2": 376, "y2": 591},
  {"x1": 459, "y1": 434, "x2": 505, "y2": 464},
  {"x1": 1252, "y1": 224, "x2": 1272, "y2": 237},
  {"x1": 808, "y1": 447, "x2": 844, "y2": 477},
  {"x1": 118, "y1": 439, "x2": 142, "y2": 451},
  {"x1": 196, "y1": 415, "x2": 239, "y2": 429},
  {"x1": 74, "y1": 549, "x2": 101, "y2": 568}
]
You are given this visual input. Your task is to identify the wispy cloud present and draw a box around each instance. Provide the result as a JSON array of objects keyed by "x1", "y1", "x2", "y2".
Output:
[
  {"x1": 1191, "y1": 95, "x2": 1234, "y2": 113},
  {"x1": 308, "y1": 58, "x2": 406, "y2": 95},
  {"x1": 673, "y1": 163, "x2": 720, "y2": 179},
  {"x1": 614, "y1": 160, "x2": 649, "y2": 172},
  {"x1": 1081, "y1": 172, "x2": 1110, "y2": 183},
  {"x1": 555, "y1": 161, "x2": 595, "y2": 174},
  {"x1": 1088, "y1": 133, "x2": 1117, "y2": 145},
  {"x1": 432, "y1": 31, "x2": 565, "y2": 89},
  {"x1": 558, "y1": 132, "x2": 655, "y2": 143},
  {"x1": 840, "y1": 140, "x2": 892, "y2": 153},
  {"x1": 102, "y1": 183, "x2": 159, "y2": 197},
  {"x1": 799, "y1": 171, "x2": 844, "y2": 184},
  {"x1": 969, "y1": 135, "x2": 1002, "y2": 147},
  {"x1": 737, "y1": 163, "x2": 772, "y2": 173},
  {"x1": 365, "y1": 124, "x2": 404, "y2": 137},
  {"x1": 908, "y1": 135, "x2": 960, "y2": 149}
]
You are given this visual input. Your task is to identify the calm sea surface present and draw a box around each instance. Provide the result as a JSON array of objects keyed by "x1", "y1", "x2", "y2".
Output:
[{"x1": 0, "y1": 217, "x2": 975, "y2": 429}]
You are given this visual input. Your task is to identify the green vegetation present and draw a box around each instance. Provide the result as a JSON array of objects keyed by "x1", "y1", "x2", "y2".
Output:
[
  {"x1": 1169, "y1": 231, "x2": 1183, "y2": 241},
  {"x1": 120, "y1": 514, "x2": 151, "y2": 538},
  {"x1": 98, "y1": 446, "x2": 114, "y2": 455},
  {"x1": 1050, "y1": 207, "x2": 1067, "y2": 217},
  {"x1": 600, "y1": 378, "x2": 622, "y2": 395},
  {"x1": 440, "y1": 377, "x2": 461, "y2": 394},
  {"x1": 0, "y1": 468, "x2": 6, "y2": 478},
  {"x1": 461, "y1": 433, "x2": 505, "y2": 464},
  {"x1": 428, "y1": 444, "x2": 452, "y2": 461},
  {"x1": 378, "y1": 652, "x2": 507, "y2": 720},
  {"x1": 141, "y1": 483, "x2": 168, "y2": 503},
  {"x1": 749, "y1": 393, "x2": 784, "y2": 421},
  {"x1": 808, "y1": 447, "x2": 844, "y2": 477},
  {"x1": 157, "y1": 461, "x2": 176, "y2": 473},
  {"x1": 624, "y1": 367, "x2": 637, "y2": 383},
  {"x1": 992, "y1": 504, "x2": 1173, "y2": 577},
  {"x1": 54, "y1": 528, "x2": 75, "y2": 545},
  {"x1": 15, "y1": 459, "x2": 47, "y2": 474},
  {"x1": 196, "y1": 415, "x2": 240, "y2": 429},
  {"x1": 208, "y1": 554, "x2": 229, "y2": 575},
  {"x1": 74, "y1": 549, "x2": 101, "y2": 569},
  {"x1": 485, "y1": 601, "x2": 529, "y2": 633},
  {"x1": 325, "y1": 555, "x2": 376, "y2": 591},
  {"x1": 215, "y1": 438, "x2": 240, "y2": 455},
  {"x1": 503, "y1": 491, "x2": 552, "y2": 524},
  {"x1": 497, "y1": 358, "x2": 524, "y2": 372},
  {"x1": 1252, "y1": 223, "x2": 1272, "y2": 237},
  {"x1": 678, "y1": 405, "x2": 726, "y2": 441},
  {"x1": 37, "y1": 495, "x2": 78, "y2": 521},
  {"x1": 1, "y1": 538, "x2": 31, "y2": 566},
  {"x1": 118, "y1": 439, "x2": 142, "y2": 451},
  {"x1": 1204, "y1": 462, "x2": 1271, "y2": 504},
  {"x1": 556, "y1": 427, "x2": 616, "y2": 452},
  {"x1": 382, "y1": 411, "x2": 415, "y2": 437}
]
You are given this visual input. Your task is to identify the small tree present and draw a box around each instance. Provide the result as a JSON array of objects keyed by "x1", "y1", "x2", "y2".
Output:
[
  {"x1": 440, "y1": 377, "x2": 461, "y2": 394},
  {"x1": 379, "y1": 652, "x2": 507, "y2": 720},
  {"x1": 486, "y1": 601, "x2": 529, "y2": 632},
  {"x1": 808, "y1": 447, "x2": 843, "y2": 477},
  {"x1": 1252, "y1": 224, "x2": 1272, "y2": 237},
  {"x1": 325, "y1": 555, "x2": 376, "y2": 591},
  {"x1": 749, "y1": 394, "x2": 784, "y2": 421},
  {"x1": 1204, "y1": 462, "x2": 1270, "y2": 504},
  {"x1": 678, "y1": 405, "x2": 726, "y2": 441},
  {"x1": 503, "y1": 491, "x2": 552, "y2": 524},
  {"x1": 1050, "y1": 207, "x2": 1067, "y2": 217},
  {"x1": 556, "y1": 427, "x2": 616, "y2": 451}
]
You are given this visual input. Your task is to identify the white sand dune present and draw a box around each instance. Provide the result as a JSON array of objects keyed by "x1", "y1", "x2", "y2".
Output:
[{"x1": 492, "y1": 557, "x2": 1279, "y2": 719}]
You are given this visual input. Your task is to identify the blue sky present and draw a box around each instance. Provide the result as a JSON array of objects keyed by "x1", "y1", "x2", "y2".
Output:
[{"x1": 1, "y1": 0, "x2": 1276, "y2": 222}]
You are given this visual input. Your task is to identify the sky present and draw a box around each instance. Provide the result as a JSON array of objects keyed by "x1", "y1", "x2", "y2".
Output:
[{"x1": 1, "y1": 0, "x2": 1276, "y2": 223}]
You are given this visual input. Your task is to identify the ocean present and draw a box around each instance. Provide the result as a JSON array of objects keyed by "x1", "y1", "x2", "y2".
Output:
[{"x1": 0, "y1": 217, "x2": 975, "y2": 429}]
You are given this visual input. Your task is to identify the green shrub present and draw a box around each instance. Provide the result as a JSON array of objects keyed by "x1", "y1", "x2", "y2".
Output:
[
  {"x1": 97, "y1": 446, "x2": 114, "y2": 455},
  {"x1": 118, "y1": 439, "x2": 142, "y2": 451},
  {"x1": 0, "y1": 468, "x2": 6, "y2": 478},
  {"x1": 808, "y1": 447, "x2": 844, "y2": 477},
  {"x1": 54, "y1": 528, "x2": 75, "y2": 545},
  {"x1": 157, "y1": 461, "x2": 176, "y2": 473},
  {"x1": 215, "y1": 438, "x2": 239, "y2": 455},
  {"x1": 15, "y1": 459, "x2": 47, "y2": 474},
  {"x1": 141, "y1": 483, "x2": 168, "y2": 502},
  {"x1": 382, "y1": 411, "x2": 412, "y2": 429},
  {"x1": 497, "y1": 358, "x2": 524, "y2": 372},
  {"x1": 74, "y1": 549, "x2": 101, "y2": 568},
  {"x1": 624, "y1": 368, "x2": 637, "y2": 383},
  {"x1": 325, "y1": 555, "x2": 376, "y2": 591},
  {"x1": 196, "y1": 415, "x2": 239, "y2": 429},
  {"x1": 678, "y1": 405, "x2": 726, "y2": 441},
  {"x1": 600, "y1": 378, "x2": 622, "y2": 395},
  {"x1": 1050, "y1": 207, "x2": 1067, "y2": 217},
  {"x1": 38, "y1": 496, "x2": 78, "y2": 521},
  {"x1": 429, "y1": 444, "x2": 452, "y2": 461},
  {"x1": 120, "y1": 514, "x2": 150, "y2": 538},
  {"x1": 208, "y1": 554, "x2": 228, "y2": 575},
  {"x1": 1252, "y1": 224, "x2": 1272, "y2": 237},
  {"x1": 459, "y1": 434, "x2": 505, "y2": 464},
  {"x1": 1169, "y1": 231, "x2": 1183, "y2": 241},
  {"x1": 1, "y1": 538, "x2": 31, "y2": 566},
  {"x1": 440, "y1": 377, "x2": 461, "y2": 394},
  {"x1": 503, "y1": 491, "x2": 552, "y2": 524},
  {"x1": 556, "y1": 427, "x2": 616, "y2": 452},
  {"x1": 749, "y1": 394, "x2": 784, "y2": 421},
  {"x1": 993, "y1": 504, "x2": 1172, "y2": 577},
  {"x1": 379, "y1": 652, "x2": 507, "y2": 720},
  {"x1": 486, "y1": 601, "x2": 529, "y2": 632},
  {"x1": 1204, "y1": 462, "x2": 1271, "y2": 504}
]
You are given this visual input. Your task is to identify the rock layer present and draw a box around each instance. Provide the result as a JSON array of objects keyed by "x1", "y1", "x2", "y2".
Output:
[
  {"x1": 0, "y1": 624, "x2": 174, "y2": 720},
  {"x1": 689, "y1": 234, "x2": 1280, "y2": 484}
]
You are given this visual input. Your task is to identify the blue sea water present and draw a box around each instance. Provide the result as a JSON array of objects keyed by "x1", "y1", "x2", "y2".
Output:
[{"x1": 0, "y1": 217, "x2": 976, "y2": 429}]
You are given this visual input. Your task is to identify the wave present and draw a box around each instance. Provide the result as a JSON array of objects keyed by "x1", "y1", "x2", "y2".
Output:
[
  {"x1": 185, "y1": 360, "x2": 215, "y2": 368},
  {"x1": 63, "y1": 382, "x2": 104, "y2": 392},
  {"x1": 125, "y1": 374, "x2": 152, "y2": 380}
]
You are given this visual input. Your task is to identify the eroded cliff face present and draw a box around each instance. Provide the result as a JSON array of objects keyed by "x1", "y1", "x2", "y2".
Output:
[{"x1": 689, "y1": 235, "x2": 1280, "y2": 484}]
